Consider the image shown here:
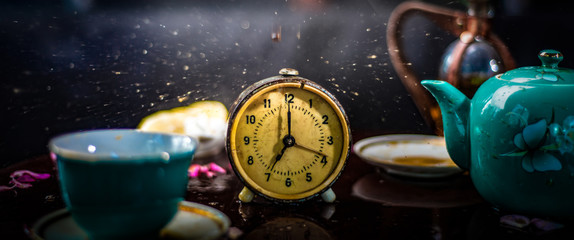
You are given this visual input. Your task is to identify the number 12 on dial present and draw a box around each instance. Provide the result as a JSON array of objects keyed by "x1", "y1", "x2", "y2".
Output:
[{"x1": 226, "y1": 69, "x2": 351, "y2": 203}]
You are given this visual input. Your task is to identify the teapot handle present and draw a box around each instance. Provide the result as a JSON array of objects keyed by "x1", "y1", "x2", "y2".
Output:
[{"x1": 386, "y1": 1, "x2": 515, "y2": 135}]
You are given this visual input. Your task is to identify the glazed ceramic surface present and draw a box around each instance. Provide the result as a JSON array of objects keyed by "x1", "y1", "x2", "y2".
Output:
[
  {"x1": 422, "y1": 50, "x2": 574, "y2": 217},
  {"x1": 29, "y1": 201, "x2": 230, "y2": 240},
  {"x1": 49, "y1": 129, "x2": 198, "y2": 239},
  {"x1": 354, "y1": 134, "x2": 461, "y2": 178}
]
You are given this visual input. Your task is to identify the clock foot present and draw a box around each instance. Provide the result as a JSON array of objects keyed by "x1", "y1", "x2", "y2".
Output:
[
  {"x1": 239, "y1": 187, "x2": 254, "y2": 202},
  {"x1": 321, "y1": 188, "x2": 336, "y2": 203}
]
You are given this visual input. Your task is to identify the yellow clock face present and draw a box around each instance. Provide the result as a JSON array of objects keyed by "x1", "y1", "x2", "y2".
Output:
[{"x1": 227, "y1": 75, "x2": 350, "y2": 202}]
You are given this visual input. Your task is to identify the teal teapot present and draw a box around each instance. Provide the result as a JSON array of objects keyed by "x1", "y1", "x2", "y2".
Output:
[{"x1": 422, "y1": 50, "x2": 574, "y2": 217}]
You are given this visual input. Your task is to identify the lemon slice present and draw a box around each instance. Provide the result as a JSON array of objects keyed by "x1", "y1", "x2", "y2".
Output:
[{"x1": 138, "y1": 101, "x2": 228, "y2": 158}]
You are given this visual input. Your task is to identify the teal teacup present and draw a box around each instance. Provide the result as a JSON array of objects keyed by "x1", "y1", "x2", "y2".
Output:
[{"x1": 49, "y1": 129, "x2": 197, "y2": 239}]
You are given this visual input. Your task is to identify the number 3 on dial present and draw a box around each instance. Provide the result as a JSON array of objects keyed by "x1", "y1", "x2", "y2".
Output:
[{"x1": 226, "y1": 68, "x2": 351, "y2": 203}]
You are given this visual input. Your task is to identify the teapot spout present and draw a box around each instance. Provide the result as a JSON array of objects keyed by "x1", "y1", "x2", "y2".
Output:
[{"x1": 421, "y1": 80, "x2": 471, "y2": 170}]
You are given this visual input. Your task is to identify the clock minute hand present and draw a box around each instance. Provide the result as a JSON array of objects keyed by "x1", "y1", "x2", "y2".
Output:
[
  {"x1": 287, "y1": 101, "x2": 292, "y2": 137},
  {"x1": 294, "y1": 142, "x2": 325, "y2": 156}
]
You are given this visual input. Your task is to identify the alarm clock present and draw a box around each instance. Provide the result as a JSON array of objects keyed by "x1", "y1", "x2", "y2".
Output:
[{"x1": 226, "y1": 68, "x2": 351, "y2": 203}]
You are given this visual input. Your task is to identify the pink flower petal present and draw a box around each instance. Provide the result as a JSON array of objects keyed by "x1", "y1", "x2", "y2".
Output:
[
  {"x1": 188, "y1": 163, "x2": 227, "y2": 178},
  {"x1": 188, "y1": 164, "x2": 201, "y2": 171},
  {"x1": 10, "y1": 180, "x2": 33, "y2": 189},
  {"x1": 35, "y1": 173, "x2": 51, "y2": 180},
  {"x1": 1, "y1": 170, "x2": 50, "y2": 192},
  {"x1": 11, "y1": 170, "x2": 51, "y2": 182},
  {"x1": 208, "y1": 163, "x2": 226, "y2": 174},
  {"x1": 0, "y1": 185, "x2": 14, "y2": 192},
  {"x1": 188, "y1": 164, "x2": 201, "y2": 178},
  {"x1": 199, "y1": 165, "x2": 209, "y2": 173},
  {"x1": 16, "y1": 174, "x2": 37, "y2": 183}
]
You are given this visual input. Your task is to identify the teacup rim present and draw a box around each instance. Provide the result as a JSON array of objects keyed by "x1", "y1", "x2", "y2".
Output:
[{"x1": 49, "y1": 129, "x2": 198, "y2": 162}]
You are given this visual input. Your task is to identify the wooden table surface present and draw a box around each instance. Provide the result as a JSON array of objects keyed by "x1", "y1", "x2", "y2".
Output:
[{"x1": 1, "y1": 131, "x2": 573, "y2": 240}]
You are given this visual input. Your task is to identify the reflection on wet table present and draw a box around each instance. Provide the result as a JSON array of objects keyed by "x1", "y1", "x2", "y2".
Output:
[{"x1": 1, "y1": 131, "x2": 572, "y2": 240}]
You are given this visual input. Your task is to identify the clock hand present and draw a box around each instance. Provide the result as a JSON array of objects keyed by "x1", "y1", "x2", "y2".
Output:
[
  {"x1": 271, "y1": 101, "x2": 295, "y2": 171},
  {"x1": 271, "y1": 145, "x2": 288, "y2": 171},
  {"x1": 294, "y1": 142, "x2": 324, "y2": 156},
  {"x1": 287, "y1": 101, "x2": 292, "y2": 137},
  {"x1": 270, "y1": 135, "x2": 296, "y2": 171}
]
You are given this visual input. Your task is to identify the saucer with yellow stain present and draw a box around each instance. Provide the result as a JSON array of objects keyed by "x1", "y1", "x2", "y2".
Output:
[
  {"x1": 28, "y1": 201, "x2": 230, "y2": 240},
  {"x1": 354, "y1": 134, "x2": 462, "y2": 178}
]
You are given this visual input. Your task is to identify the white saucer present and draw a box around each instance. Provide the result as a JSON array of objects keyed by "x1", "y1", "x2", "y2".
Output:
[
  {"x1": 29, "y1": 201, "x2": 230, "y2": 240},
  {"x1": 354, "y1": 134, "x2": 462, "y2": 178}
]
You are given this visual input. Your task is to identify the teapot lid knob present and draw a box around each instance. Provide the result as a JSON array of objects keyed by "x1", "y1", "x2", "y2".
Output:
[{"x1": 539, "y1": 49, "x2": 563, "y2": 69}]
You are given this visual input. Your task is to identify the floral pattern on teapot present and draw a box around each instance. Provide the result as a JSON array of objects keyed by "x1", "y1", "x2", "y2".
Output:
[{"x1": 503, "y1": 104, "x2": 574, "y2": 173}]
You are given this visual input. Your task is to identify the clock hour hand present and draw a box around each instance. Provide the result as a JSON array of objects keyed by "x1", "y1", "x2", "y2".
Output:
[
  {"x1": 270, "y1": 135, "x2": 295, "y2": 171},
  {"x1": 271, "y1": 144, "x2": 287, "y2": 171}
]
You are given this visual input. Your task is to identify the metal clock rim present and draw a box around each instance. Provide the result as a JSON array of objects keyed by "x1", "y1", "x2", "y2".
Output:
[{"x1": 225, "y1": 75, "x2": 352, "y2": 203}]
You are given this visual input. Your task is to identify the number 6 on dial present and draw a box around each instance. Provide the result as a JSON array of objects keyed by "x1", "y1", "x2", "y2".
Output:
[{"x1": 226, "y1": 68, "x2": 351, "y2": 203}]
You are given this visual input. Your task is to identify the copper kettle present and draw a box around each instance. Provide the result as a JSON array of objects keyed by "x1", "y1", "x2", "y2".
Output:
[{"x1": 387, "y1": 0, "x2": 516, "y2": 135}]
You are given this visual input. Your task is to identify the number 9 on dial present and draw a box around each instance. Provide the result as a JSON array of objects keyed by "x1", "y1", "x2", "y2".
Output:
[{"x1": 226, "y1": 68, "x2": 351, "y2": 203}]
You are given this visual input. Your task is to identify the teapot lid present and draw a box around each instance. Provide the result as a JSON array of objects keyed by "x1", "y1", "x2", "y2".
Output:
[{"x1": 497, "y1": 50, "x2": 574, "y2": 84}]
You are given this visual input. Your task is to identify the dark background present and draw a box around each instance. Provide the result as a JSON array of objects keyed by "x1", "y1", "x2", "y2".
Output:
[{"x1": 1, "y1": 0, "x2": 573, "y2": 168}]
